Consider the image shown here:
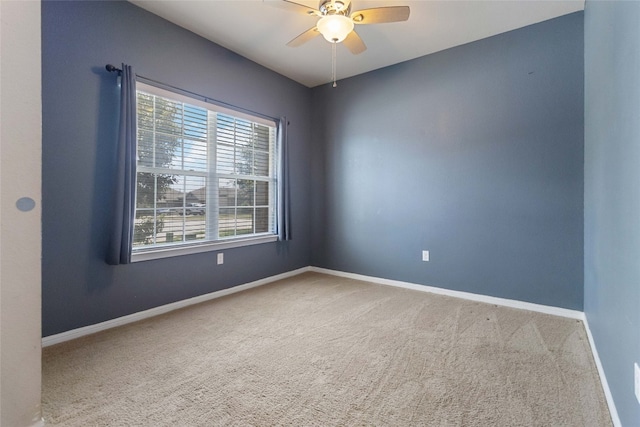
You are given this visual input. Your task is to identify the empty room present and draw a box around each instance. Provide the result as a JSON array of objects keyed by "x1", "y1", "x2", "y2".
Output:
[{"x1": 1, "y1": 0, "x2": 639, "y2": 426}]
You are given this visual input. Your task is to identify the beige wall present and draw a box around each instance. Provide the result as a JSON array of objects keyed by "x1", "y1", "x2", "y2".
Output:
[{"x1": 0, "y1": 1, "x2": 43, "y2": 426}]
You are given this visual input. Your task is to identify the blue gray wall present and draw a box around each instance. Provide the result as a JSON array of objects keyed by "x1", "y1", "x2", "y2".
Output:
[
  {"x1": 584, "y1": 1, "x2": 640, "y2": 425},
  {"x1": 42, "y1": 1, "x2": 312, "y2": 336},
  {"x1": 311, "y1": 13, "x2": 585, "y2": 310}
]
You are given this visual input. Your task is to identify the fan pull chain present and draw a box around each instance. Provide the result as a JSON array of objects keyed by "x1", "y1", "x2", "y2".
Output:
[{"x1": 332, "y1": 41, "x2": 337, "y2": 88}]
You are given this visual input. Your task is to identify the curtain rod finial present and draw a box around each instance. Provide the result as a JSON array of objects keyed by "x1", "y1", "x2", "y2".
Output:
[{"x1": 106, "y1": 64, "x2": 121, "y2": 73}]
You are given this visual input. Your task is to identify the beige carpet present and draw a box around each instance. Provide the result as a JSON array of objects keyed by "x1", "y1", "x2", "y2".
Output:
[{"x1": 42, "y1": 272, "x2": 611, "y2": 426}]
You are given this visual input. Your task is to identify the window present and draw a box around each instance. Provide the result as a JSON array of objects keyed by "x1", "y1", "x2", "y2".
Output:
[{"x1": 132, "y1": 83, "x2": 278, "y2": 260}]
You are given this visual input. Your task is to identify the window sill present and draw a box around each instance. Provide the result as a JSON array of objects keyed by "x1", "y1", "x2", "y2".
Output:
[{"x1": 131, "y1": 234, "x2": 278, "y2": 262}]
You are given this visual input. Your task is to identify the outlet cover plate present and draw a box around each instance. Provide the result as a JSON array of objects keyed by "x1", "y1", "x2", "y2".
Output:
[
  {"x1": 217, "y1": 253, "x2": 224, "y2": 265},
  {"x1": 422, "y1": 250, "x2": 429, "y2": 262},
  {"x1": 635, "y1": 362, "x2": 640, "y2": 405}
]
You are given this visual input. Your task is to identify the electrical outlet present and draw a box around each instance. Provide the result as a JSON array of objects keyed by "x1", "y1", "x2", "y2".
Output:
[
  {"x1": 217, "y1": 253, "x2": 224, "y2": 265},
  {"x1": 635, "y1": 363, "x2": 640, "y2": 405},
  {"x1": 422, "y1": 250, "x2": 429, "y2": 262}
]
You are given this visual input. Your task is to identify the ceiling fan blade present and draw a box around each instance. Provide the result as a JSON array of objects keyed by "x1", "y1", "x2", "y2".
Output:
[
  {"x1": 343, "y1": 30, "x2": 367, "y2": 55},
  {"x1": 264, "y1": 0, "x2": 321, "y2": 17},
  {"x1": 350, "y1": 6, "x2": 410, "y2": 24},
  {"x1": 287, "y1": 26, "x2": 321, "y2": 47}
]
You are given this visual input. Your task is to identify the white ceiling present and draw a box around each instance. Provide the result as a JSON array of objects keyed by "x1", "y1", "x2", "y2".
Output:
[{"x1": 130, "y1": 0, "x2": 584, "y2": 88}]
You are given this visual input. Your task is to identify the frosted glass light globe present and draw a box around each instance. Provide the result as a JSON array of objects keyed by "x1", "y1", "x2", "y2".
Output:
[{"x1": 317, "y1": 15, "x2": 354, "y2": 43}]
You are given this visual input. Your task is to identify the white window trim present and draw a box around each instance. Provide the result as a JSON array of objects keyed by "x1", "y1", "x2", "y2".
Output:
[
  {"x1": 132, "y1": 234, "x2": 277, "y2": 262},
  {"x1": 132, "y1": 82, "x2": 279, "y2": 262},
  {"x1": 137, "y1": 83, "x2": 276, "y2": 128}
]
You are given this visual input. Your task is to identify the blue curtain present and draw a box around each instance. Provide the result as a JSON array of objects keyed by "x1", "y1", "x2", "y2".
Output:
[
  {"x1": 107, "y1": 64, "x2": 137, "y2": 265},
  {"x1": 277, "y1": 117, "x2": 291, "y2": 241}
]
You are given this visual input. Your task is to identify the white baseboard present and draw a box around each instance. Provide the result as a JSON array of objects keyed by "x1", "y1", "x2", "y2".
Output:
[
  {"x1": 583, "y1": 316, "x2": 622, "y2": 427},
  {"x1": 42, "y1": 267, "x2": 312, "y2": 347},
  {"x1": 310, "y1": 267, "x2": 584, "y2": 319},
  {"x1": 42, "y1": 266, "x2": 582, "y2": 347}
]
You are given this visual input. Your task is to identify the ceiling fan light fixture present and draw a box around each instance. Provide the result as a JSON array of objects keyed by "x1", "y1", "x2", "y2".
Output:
[{"x1": 317, "y1": 14, "x2": 354, "y2": 43}]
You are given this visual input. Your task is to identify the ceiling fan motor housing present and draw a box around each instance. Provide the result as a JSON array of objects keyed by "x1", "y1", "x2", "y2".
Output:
[{"x1": 319, "y1": 0, "x2": 351, "y2": 16}]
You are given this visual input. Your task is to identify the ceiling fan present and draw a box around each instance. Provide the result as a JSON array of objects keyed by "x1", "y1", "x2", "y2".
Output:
[{"x1": 273, "y1": 0, "x2": 411, "y2": 55}]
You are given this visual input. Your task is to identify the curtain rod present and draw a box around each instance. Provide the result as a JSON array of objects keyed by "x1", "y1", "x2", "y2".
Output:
[{"x1": 105, "y1": 64, "x2": 281, "y2": 124}]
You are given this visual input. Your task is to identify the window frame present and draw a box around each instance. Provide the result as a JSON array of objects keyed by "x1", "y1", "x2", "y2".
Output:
[{"x1": 131, "y1": 82, "x2": 278, "y2": 262}]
